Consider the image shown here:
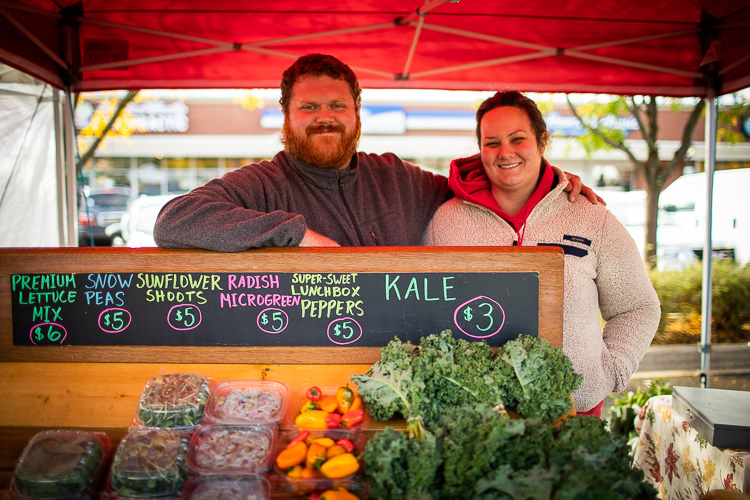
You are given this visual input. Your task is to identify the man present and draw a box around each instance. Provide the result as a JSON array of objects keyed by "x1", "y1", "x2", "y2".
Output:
[{"x1": 154, "y1": 54, "x2": 595, "y2": 251}]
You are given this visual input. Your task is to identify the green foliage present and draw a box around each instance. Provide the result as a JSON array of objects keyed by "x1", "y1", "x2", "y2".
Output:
[
  {"x1": 496, "y1": 335, "x2": 582, "y2": 423},
  {"x1": 606, "y1": 378, "x2": 672, "y2": 452},
  {"x1": 649, "y1": 261, "x2": 750, "y2": 339},
  {"x1": 351, "y1": 332, "x2": 581, "y2": 438},
  {"x1": 363, "y1": 407, "x2": 658, "y2": 500}
]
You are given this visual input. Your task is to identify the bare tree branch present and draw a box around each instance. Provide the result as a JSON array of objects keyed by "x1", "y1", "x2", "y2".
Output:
[
  {"x1": 79, "y1": 90, "x2": 139, "y2": 167},
  {"x1": 566, "y1": 95, "x2": 641, "y2": 166}
]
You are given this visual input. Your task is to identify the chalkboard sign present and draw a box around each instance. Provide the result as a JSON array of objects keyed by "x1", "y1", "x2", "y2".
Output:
[{"x1": 11, "y1": 271, "x2": 539, "y2": 347}]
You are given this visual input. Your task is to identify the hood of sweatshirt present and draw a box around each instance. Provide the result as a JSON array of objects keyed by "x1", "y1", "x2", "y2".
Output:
[{"x1": 448, "y1": 154, "x2": 555, "y2": 232}]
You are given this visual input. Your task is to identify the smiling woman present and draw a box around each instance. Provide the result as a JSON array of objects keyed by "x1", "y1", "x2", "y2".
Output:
[{"x1": 423, "y1": 90, "x2": 662, "y2": 417}]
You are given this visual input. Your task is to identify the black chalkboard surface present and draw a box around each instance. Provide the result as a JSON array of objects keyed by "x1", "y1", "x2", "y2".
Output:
[{"x1": 11, "y1": 271, "x2": 538, "y2": 347}]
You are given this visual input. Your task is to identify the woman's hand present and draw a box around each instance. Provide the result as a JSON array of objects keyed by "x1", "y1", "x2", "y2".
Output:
[{"x1": 563, "y1": 171, "x2": 606, "y2": 205}]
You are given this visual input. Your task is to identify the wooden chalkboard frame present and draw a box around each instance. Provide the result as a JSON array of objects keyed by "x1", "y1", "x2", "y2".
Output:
[{"x1": 0, "y1": 246, "x2": 563, "y2": 364}]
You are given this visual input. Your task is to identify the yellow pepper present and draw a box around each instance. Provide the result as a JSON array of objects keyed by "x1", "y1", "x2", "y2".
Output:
[
  {"x1": 335, "y1": 385, "x2": 355, "y2": 414},
  {"x1": 306, "y1": 440, "x2": 327, "y2": 468},
  {"x1": 300, "y1": 400, "x2": 318, "y2": 412},
  {"x1": 286, "y1": 465, "x2": 304, "y2": 478},
  {"x1": 326, "y1": 444, "x2": 347, "y2": 459},
  {"x1": 312, "y1": 437, "x2": 335, "y2": 448},
  {"x1": 276, "y1": 440, "x2": 307, "y2": 469},
  {"x1": 320, "y1": 489, "x2": 359, "y2": 500},
  {"x1": 319, "y1": 452, "x2": 359, "y2": 478},
  {"x1": 294, "y1": 410, "x2": 330, "y2": 429},
  {"x1": 318, "y1": 394, "x2": 339, "y2": 413}
]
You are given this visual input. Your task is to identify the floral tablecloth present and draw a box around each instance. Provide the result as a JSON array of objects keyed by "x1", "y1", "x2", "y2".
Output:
[{"x1": 632, "y1": 394, "x2": 750, "y2": 499}]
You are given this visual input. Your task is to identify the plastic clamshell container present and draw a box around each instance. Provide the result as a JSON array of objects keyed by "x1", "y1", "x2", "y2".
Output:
[
  {"x1": 11, "y1": 429, "x2": 109, "y2": 499},
  {"x1": 134, "y1": 373, "x2": 213, "y2": 430},
  {"x1": 186, "y1": 423, "x2": 277, "y2": 475},
  {"x1": 181, "y1": 473, "x2": 271, "y2": 500},
  {"x1": 273, "y1": 428, "x2": 365, "y2": 484},
  {"x1": 109, "y1": 427, "x2": 190, "y2": 497},
  {"x1": 274, "y1": 478, "x2": 368, "y2": 499},
  {"x1": 289, "y1": 385, "x2": 369, "y2": 430},
  {"x1": 204, "y1": 380, "x2": 289, "y2": 425}
]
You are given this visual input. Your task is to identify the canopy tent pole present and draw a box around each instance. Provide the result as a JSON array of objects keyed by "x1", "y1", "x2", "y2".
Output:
[
  {"x1": 52, "y1": 88, "x2": 68, "y2": 246},
  {"x1": 62, "y1": 90, "x2": 76, "y2": 247},
  {"x1": 699, "y1": 92, "x2": 718, "y2": 388}
]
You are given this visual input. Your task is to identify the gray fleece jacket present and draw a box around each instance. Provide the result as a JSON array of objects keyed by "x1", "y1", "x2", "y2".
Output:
[
  {"x1": 154, "y1": 151, "x2": 451, "y2": 251},
  {"x1": 423, "y1": 163, "x2": 661, "y2": 412}
]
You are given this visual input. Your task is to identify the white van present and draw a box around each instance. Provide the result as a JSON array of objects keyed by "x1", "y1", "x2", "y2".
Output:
[{"x1": 659, "y1": 169, "x2": 750, "y2": 266}]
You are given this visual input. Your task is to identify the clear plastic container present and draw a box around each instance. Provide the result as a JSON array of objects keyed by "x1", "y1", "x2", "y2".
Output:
[
  {"x1": 134, "y1": 373, "x2": 213, "y2": 430},
  {"x1": 186, "y1": 423, "x2": 277, "y2": 475},
  {"x1": 11, "y1": 429, "x2": 109, "y2": 499},
  {"x1": 273, "y1": 428, "x2": 364, "y2": 486},
  {"x1": 109, "y1": 427, "x2": 190, "y2": 497},
  {"x1": 181, "y1": 473, "x2": 271, "y2": 500},
  {"x1": 204, "y1": 380, "x2": 288, "y2": 425},
  {"x1": 289, "y1": 385, "x2": 368, "y2": 430}
]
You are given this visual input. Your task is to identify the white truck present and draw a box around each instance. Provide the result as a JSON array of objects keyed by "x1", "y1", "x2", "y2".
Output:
[{"x1": 658, "y1": 169, "x2": 750, "y2": 267}]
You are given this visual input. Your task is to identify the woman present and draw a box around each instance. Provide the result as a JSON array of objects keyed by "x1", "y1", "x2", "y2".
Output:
[{"x1": 422, "y1": 91, "x2": 660, "y2": 417}]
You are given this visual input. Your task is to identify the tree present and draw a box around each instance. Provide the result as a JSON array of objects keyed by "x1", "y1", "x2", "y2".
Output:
[
  {"x1": 566, "y1": 95, "x2": 705, "y2": 268},
  {"x1": 75, "y1": 90, "x2": 140, "y2": 169}
]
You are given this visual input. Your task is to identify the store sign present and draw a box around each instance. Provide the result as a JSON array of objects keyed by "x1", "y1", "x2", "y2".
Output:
[
  {"x1": 75, "y1": 100, "x2": 190, "y2": 133},
  {"x1": 544, "y1": 111, "x2": 639, "y2": 137},
  {"x1": 129, "y1": 101, "x2": 189, "y2": 133},
  {"x1": 10, "y1": 271, "x2": 539, "y2": 347}
]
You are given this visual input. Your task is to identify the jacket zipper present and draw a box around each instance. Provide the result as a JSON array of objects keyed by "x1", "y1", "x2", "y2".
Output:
[{"x1": 338, "y1": 178, "x2": 367, "y2": 246}]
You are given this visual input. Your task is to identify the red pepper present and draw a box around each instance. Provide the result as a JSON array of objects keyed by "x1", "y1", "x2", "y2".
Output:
[
  {"x1": 336, "y1": 438, "x2": 355, "y2": 453},
  {"x1": 286, "y1": 430, "x2": 309, "y2": 449},
  {"x1": 341, "y1": 408, "x2": 364, "y2": 428},
  {"x1": 325, "y1": 412, "x2": 342, "y2": 429},
  {"x1": 306, "y1": 386, "x2": 323, "y2": 401}
]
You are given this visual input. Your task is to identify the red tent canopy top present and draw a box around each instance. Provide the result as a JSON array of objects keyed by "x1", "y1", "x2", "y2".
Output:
[{"x1": 1, "y1": 0, "x2": 749, "y2": 96}]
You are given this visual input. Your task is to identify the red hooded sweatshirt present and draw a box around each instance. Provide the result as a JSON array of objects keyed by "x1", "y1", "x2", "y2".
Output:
[{"x1": 447, "y1": 154, "x2": 556, "y2": 244}]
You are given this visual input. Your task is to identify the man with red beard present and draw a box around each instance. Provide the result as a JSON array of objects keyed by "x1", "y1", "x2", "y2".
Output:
[{"x1": 154, "y1": 54, "x2": 595, "y2": 250}]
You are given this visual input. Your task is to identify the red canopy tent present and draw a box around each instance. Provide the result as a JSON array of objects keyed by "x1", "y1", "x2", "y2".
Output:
[
  {"x1": 1, "y1": 0, "x2": 749, "y2": 96},
  {"x1": 2, "y1": 0, "x2": 749, "y2": 385}
]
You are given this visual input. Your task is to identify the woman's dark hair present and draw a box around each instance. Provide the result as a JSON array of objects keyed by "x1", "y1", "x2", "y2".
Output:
[
  {"x1": 475, "y1": 90, "x2": 548, "y2": 149},
  {"x1": 279, "y1": 54, "x2": 362, "y2": 114}
]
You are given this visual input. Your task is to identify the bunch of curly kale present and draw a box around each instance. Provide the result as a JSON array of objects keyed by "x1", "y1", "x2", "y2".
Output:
[
  {"x1": 363, "y1": 406, "x2": 658, "y2": 500},
  {"x1": 351, "y1": 331, "x2": 582, "y2": 437}
]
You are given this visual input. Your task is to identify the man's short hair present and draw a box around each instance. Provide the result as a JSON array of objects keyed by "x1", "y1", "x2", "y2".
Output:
[{"x1": 279, "y1": 54, "x2": 362, "y2": 114}]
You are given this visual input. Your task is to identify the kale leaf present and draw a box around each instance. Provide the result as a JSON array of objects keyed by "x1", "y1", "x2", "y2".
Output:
[{"x1": 496, "y1": 335, "x2": 582, "y2": 423}]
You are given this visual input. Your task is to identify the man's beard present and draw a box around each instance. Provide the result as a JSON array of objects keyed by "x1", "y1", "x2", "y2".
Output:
[{"x1": 282, "y1": 118, "x2": 361, "y2": 169}]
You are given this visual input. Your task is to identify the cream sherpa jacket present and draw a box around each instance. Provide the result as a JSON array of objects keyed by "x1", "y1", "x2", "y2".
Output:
[{"x1": 422, "y1": 164, "x2": 661, "y2": 411}]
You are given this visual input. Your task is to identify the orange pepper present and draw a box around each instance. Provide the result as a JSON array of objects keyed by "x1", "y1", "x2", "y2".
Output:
[
  {"x1": 276, "y1": 440, "x2": 307, "y2": 469},
  {"x1": 349, "y1": 396, "x2": 362, "y2": 412},
  {"x1": 306, "y1": 440, "x2": 327, "y2": 468},
  {"x1": 294, "y1": 410, "x2": 330, "y2": 429},
  {"x1": 318, "y1": 395, "x2": 339, "y2": 413},
  {"x1": 320, "y1": 490, "x2": 359, "y2": 500},
  {"x1": 319, "y1": 452, "x2": 359, "y2": 479},
  {"x1": 300, "y1": 466, "x2": 323, "y2": 479}
]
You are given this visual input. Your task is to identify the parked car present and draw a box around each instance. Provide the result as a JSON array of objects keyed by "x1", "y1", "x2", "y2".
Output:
[
  {"x1": 107, "y1": 194, "x2": 179, "y2": 247},
  {"x1": 78, "y1": 187, "x2": 132, "y2": 246},
  {"x1": 603, "y1": 189, "x2": 697, "y2": 271},
  {"x1": 659, "y1": 169, "x2": 750, "y2": 267}
]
